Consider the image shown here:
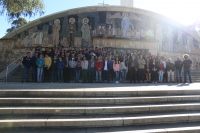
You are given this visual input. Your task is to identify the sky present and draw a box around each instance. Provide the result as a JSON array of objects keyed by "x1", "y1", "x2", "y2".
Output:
[{"x1": 0, "y1": 0, "x2": 200, "y2": 38}]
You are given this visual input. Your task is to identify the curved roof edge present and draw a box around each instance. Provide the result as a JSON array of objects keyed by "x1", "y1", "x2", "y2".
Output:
[{"x1": 2, "y1": 5, "x2": 200, "y2": 42}]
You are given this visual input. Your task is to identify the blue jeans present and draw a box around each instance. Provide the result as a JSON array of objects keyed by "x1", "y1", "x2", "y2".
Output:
[
  {"x1": 51, "y1": 70, "x2": 57, "y2": 82},
  {"x1": 76, "y1": 69, "x2": 81, "y2": 82},
  {"x1": 176, "y1": 69, "x2": 182, "y2": 83},
  {"x1": 96, "y1": 71, "x2": 102, "y2": 82},
  {"x1": 37, "y1": 68, "x2": 43, "y2": 82},
  {"x1": 22, "y1": 67, "x2": 30, "y2": 82},
  {"x1": 115, "y1": 71, "x2": 119, "y2": 82},
  {"x1": 121, "y1": 69, "x2": 127, "y2": 82},
  {"x1": 57, "y1": 69, "x2": 63, "y2": 82},
  {"x1": 184, "y1": 69, "x2": 192, "y2": 83},
  {"x1": 138, "y1": 69, "x2": 145, "y2": 82},
  {"x1": 159, "y1": 70, "x2": 164, "y2": 82}
]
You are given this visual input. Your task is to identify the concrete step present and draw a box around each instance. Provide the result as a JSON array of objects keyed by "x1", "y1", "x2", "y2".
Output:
[
  {"x1": 0, "y1": 112, "x2": 200, "y2": 128},
  {"x1": 0, "y1": 95, "x2": 200, "y2": 106},
  {"x1": 1, "y1": 103, "x2": 200, "y2": 115},
  {"x1": 1, "y1": 122, "x2": 200, "y2": 133},
  {"x1": 1, "y1": 87, "x2": 200, "y2": 97}
]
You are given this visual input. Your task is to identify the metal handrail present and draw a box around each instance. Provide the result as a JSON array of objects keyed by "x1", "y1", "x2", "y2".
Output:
[{"x1": 5, "y1": 56, "x2": 23, "y2": 82}]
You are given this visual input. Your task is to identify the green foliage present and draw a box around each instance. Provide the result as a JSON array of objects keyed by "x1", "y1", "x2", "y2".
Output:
[
  {"x1": 6, "y1": 17, "x2": 27, "y2": 33},
  {"x1": 0, "y1": 0, "x2": 45, "y2": 21}
]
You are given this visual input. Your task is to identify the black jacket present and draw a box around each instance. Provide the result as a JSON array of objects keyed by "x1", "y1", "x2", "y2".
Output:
[
  {"x1": 51, "y1": 58, "x2": 58, "y2": 70},
  {"x1": 166, "y1": 62, "x2": 175, "y2": 71},
  {"x1": 22, "y1": 56, "x2": 31, "y2": 68},
  {"x1": 31, "y1": 56, "x2": 38, "y2": 67},
  {"x1": 175, "y1": 60, "x2": 183, "y2": 69},
  {"x1": 128, "y1": 58, "x2": 138, "y2": 69}
]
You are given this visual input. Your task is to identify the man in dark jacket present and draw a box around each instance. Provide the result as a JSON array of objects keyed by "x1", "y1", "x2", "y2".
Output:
[
  {"x1": 31, "y1": 52, "x2": 38, "y2": 82},
  {"x1": 63, "y1": 52, "x2": 70, "y2": 83},
  {"x1": 88, "y1": 56, "x2": 95, "y2": 83},
  {"x1": 183, "y1": 54, "x2": 192, "y2": 83},
  {"x1": 102, "y1": 56, "x2": 111, "y2": 83},
  {"x1": 128, "y1": 55, "x2": 138, "y2": 83},
  {"x1": 21, "y1": 52, "x2": 32, "y2": 83},
  {"x1": 175, "y1": 57, "x2": 183, "y2": 83}
]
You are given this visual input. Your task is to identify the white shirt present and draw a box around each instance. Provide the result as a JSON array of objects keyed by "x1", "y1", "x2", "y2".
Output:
[{"x1": 104, "y1": 61, "x2": 108, "y2": 70}]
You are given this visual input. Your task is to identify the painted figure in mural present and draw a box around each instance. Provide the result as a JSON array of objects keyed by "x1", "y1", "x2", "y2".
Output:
[
  {"x1": 35, "y1": 32, "x2": 43, "y2": 45},
  {"x1": 167, "y1": 26, "x2": 174, "y2": 52},
  {"x1": 68, "y1": 18, "x2": 76, "y2": 47},
  {"x1": 24, "y1": 29, "x2": 37, "y2": 47},
  {"x1": 52, "y1": 19, "x2": 61, "y2": 47},
  {"x1": 81, "y1": 18, "x2": 91, "y2": 47},
  {"x1": 121, "y1": 12, "x2": 130, "y2": 37},
  {"x1": 155, "y1": 24, "x2": 163, "y2": 51}
]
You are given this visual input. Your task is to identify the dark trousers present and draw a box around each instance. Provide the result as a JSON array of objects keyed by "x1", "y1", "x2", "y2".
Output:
[
  {"x1": 32, "y1": 66, "x2": 37, "y2": 82},
  {"x1": 51, "y1": 69, "x2": 57, "y2": 82},
  {"x1": 109, "y1": 69, "x2": 115, "y2": 82},
  {"x1": 22, "y1": 67, "x2": 30, "y2": 82},
  {"x1": 70, "y1": 68, "x2": 76, "y2": 82},
  {"x1": 176, "y1": 69, "x2": 182, "y2": 83},
  {"x1": 152, "y1": 71, "x2": 157, "y2": 82},
  {"x1": 44, "y1": 67, "x2": 50, "y2": 82},
  {"x1": 184, "y1": 68, "x2": 192, "y2": 83},
  {"x1": 130, "y1": 67, "x2": 136, "y2": 83},
  {"x1": 88, "y1": 68, "x2": 95, "y2": 83},
  {"x1": 103, "y1": 70, "x2": 110, "y2": 82},
  {"x1": 82, "y1": 70, "x2": 88, "y2": 83},
  {"x1": 57, "y1": 69, "x2": 64, "y2": 82},
  {"x1": 64, "y1": 67, "x2": 70, "y2": 83},
  {"x1": 138, "y1": 68, "x2": 145, "y2": 82},
  {"x1": 163, "y1": 70, "x2": 168, "y2": 83}
]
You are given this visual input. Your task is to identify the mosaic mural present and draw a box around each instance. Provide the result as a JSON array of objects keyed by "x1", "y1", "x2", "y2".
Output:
[{"x1": 13, "y1": 11, "x2": 200, "y2": 54}]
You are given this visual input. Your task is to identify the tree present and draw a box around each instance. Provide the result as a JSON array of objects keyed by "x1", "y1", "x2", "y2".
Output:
[
  {"x1": 6, "y1": 17, "x2": 27, "y2": 33},
  {"x1": 0, "y1": 0, "x2": 45, "y2": 21}
]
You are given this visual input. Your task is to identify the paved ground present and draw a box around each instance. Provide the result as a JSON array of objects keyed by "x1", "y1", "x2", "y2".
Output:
[{"x1": 0, "y1": 82, "x2": 199, "y2": 90}]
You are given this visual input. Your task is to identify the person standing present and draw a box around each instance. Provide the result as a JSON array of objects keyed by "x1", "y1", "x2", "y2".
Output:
[
  {"x1": 138, "y1": 55, "x2": 146, "y2": 83},
  {"x1": 183, "y1": 54, "x2": 192, "y2": 83},
  {"x1": 145, "y1": 58, "x2": 152, "y2": 83},
  {"x1": 95, "y1": 56, "x2": 103, "y2": 83},
  {"x1": 158, "y1": 59, "x2": 165, "y2": 83},
  {"x1": 75, "y1": 56, "x2": 82, "y2": 83},
  {"x1": 128, "y1": 55, "x2": 138, "y2": 83},
  {"x1": 113, "y1": 57, "x2": 121, "y2": 83},
  {"x1": 21, "y1": 52, "x2": 32, "y2": 83},
  {"x1": 44, "y1": 54, "x2": 52, "y2": 82},
  {"x1": 31, "y1": 52, "x2": 38, "y2": 82},
  {"x1": 108, "y1": 56, "x2": 115, "y2": 83},
  {"x1": 36, "y1": 54, "x2": 44, "y2": 83},
  {"x1": 103, "y1": 56, "x2": 110, "y2": 83},
  {"x1": 162, "y1": 57, "x2": 167, "y2": 83},
  {"x1": 166, "y1": 58, "x2": 175, "y2": 83},
  {"x1": 81, "y1": 56, "x2": 88, "y2": 83},
  {"x1": 151, "y1": 59, "x2": 158, "y2": 83},
  {"x1": 175, "y1": 57, "x2": 183, "y2": 83},
  {"x1": 88, "y1": 56, "x2": 95, "y2": 83},
  {"x1": 63, "y1": 52, "x2": 70, "y2": 83},
  {"x1": 51, "y1": 55, "x2": 58, "y2": 83},
  {"x1": 120, "y1": 57, "x2": 128, "y2": 83},
  {"x1": 69, "y1": 53, "x2": 77, "y2": 83},
  {"x1": 57, "y1": 56, "x2": 65, "y2": 83}
]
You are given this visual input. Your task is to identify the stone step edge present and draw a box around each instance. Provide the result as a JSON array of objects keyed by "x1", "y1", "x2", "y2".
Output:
[
  {"x1": 1, "y1": 103, "x2": 200, "y2": 115},
  {"x1": 0, "y1": 113, "x2": 200, "y2": 128}
]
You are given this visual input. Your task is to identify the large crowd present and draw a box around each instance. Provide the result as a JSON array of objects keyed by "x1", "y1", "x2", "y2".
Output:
[{"x1": 21, "y1": 46, "x2": 193, "y2": 84}]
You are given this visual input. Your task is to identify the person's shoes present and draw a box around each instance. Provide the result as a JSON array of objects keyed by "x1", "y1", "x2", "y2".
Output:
[
  {"x1": 21, "y1": 81, "x2": 23, "y2": 83},
  {"x1": 26, "y1": 81, "x2": 29, "y2": 83}
]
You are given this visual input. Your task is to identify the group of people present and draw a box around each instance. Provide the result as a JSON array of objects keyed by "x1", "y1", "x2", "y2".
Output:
[{"x1": 21, "y1": 46, "x2": 193, "y2": 84}]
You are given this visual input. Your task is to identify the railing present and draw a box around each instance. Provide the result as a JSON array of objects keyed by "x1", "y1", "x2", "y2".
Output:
[{"x1": 5, "y1": 56, "x2": 23, "y2": 82}]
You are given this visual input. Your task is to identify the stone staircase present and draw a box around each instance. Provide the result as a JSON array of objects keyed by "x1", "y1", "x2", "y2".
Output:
[
  {"x1": 7, "y1": 67, "x2": 200, "y2": 83},
  {"x1": 0, "y1": 84, "x2": 200, "y2": 132}
]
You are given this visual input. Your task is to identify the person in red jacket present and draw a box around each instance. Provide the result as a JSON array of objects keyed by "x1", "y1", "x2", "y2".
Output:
[{"x1": 95, "y1": 56, "x2": 103, "y2": 83}]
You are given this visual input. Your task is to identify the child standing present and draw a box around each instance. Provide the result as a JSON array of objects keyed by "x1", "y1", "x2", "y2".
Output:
[{"x1": 57, "y1": 56, "x2": 65, "y2": 83}]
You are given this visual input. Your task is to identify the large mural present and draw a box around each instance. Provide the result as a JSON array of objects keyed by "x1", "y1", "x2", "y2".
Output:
[{"x1": 13, "y1": 11, "x2": 200, "y2": 55}]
